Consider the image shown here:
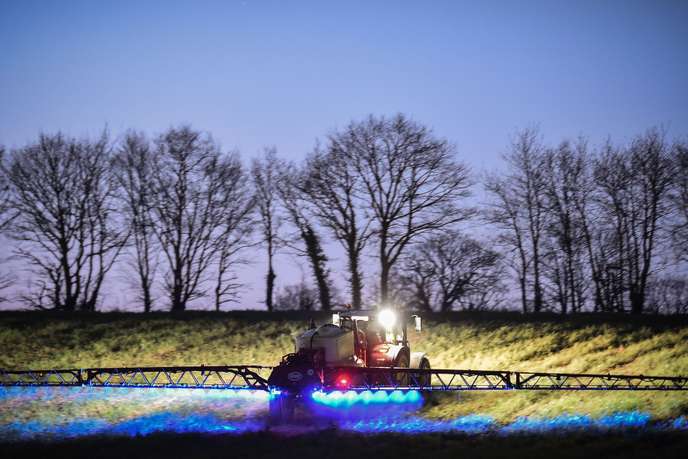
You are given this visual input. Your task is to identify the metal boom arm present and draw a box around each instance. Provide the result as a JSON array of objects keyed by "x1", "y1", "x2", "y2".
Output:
[
  {"x1": 0, "y1": 366, "x2": 271, "y2": 391},
  {"x1": 327, "y1": 367, "x2": 688, "y2": 391},
  {"x1": 1, "y1": 365, "x2": 686, "y2": 391}
]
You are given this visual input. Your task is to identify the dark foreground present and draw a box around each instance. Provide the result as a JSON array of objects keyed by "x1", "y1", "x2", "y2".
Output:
[{"x1": 2, "y1": 431, "x2": 687, "y2": 459}]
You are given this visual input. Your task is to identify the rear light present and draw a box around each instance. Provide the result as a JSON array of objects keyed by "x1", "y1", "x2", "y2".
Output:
[{"x1": 336, "y1": 374, "x2": 350, "y2": 389}]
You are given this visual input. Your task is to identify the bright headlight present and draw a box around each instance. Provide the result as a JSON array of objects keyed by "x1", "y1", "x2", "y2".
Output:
[{"x1": 378, "y1": 308, "x2": 397, "y2": 330}]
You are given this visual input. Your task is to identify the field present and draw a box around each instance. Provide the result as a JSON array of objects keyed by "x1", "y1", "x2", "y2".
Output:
[{"x1": 1, "y1": 311, "x2": 687, "y2": 458}]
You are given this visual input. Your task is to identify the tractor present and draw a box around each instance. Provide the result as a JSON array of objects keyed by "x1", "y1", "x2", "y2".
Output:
[{"x1": 266, "y1": 308, "x2": 431, "y2": 422}]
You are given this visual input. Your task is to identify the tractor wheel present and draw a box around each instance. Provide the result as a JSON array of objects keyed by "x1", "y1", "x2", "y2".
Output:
[
  {"x1": 409, "y1": 358, "x2": 431, "y2": 388},
  {"x1": 418, "y1": 358, "x2": 431, "y2": 387},
  {"x1": 392, "y1": 352, "x2": 410, "y2": 386},
  {"x1": 269, "y1": 395, "x2": 295, "y2": 425}
]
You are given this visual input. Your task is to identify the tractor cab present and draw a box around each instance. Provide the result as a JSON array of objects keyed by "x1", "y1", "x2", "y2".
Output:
[{"x1": 331, "y1": 310, "x2": 422, "y2": 368}]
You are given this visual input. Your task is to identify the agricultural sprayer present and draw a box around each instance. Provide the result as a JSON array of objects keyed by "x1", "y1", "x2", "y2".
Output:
[{"x1": 1, "y1": 310, "x2": 687, "y2": 423}]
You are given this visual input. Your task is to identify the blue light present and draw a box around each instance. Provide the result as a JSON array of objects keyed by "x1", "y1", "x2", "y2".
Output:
[
  {"x1": 359, "y1": 390, "x2": 373, "y2": 404},
  {"x1": 310, "y1": 390, "x2": 423, "y2": 408},
  {"x1": 671, "y1": 416, "x2": 688, "y2": 430},
  {"x1": 389, "y1": 390, "x2": 406, "y2": 403},
  {"x1": 405, "y1": 390, "x2": 421, "y2": 403}
]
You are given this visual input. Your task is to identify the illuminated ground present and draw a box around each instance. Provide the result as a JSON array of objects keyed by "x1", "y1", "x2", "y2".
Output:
[
  {"x1": 1, "y1": 387, "x2": 688, "y2": 459},
  {"x1": 1, "y1": 386, "x2": 686, "y2": 439}
]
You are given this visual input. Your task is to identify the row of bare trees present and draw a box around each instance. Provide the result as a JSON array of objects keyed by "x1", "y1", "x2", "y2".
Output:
[
  {"x1": 0, "y1": 117, "x2": 686, "y2": 313},
  {"x1": 0, "y1": 127, "x2": 254, "y2": 311},
  {"x1": 485, "y1": 128, "x2": 688, "y2": 314},
  {"x1": 252, "y1": 114, "x2": 473, "y2": 311},
  {"x1": 3, "y1": 134, "x2": 126, "y2": 310}
]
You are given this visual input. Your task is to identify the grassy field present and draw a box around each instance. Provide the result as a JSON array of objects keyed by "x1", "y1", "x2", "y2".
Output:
[{"x1": 1, "y1": 310, "x2": 687, "y2": 423}]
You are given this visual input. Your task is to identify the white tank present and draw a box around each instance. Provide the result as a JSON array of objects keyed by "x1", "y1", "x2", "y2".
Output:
[{"x1": 295, "y1": 324, "x2": 355, "y2": 364}]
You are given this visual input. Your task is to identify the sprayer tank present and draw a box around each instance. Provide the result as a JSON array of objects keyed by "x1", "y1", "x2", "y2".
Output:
[{"x1": 294, "y1": 325, "x2": 354, "y2": 364}]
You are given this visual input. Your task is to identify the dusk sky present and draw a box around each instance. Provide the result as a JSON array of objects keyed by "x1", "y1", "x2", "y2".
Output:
[{"x1": 1, "y1": 0, "x2": 687, "y2": 310}]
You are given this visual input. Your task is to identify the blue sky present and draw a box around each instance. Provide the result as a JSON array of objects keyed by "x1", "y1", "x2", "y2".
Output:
[
  {"x1": 2, "y1": 0, "x2": 686, "y2": 163},
  {"x1": 0, "y1": 0, "x2": 687, "y2": 309}
]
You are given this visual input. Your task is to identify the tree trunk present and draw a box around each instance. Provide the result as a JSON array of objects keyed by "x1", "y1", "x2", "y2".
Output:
[
  {"x1": 139, "y1": 238, "x2": 154, "y2": 313},
  {"x1": 566, "y1": 251, "x2": 575, "y2": 313},
  {"x1": 630, "y1": 288, "x2": 644, "y2": 314},
  {"x1": 303, "y1": 226, "x2": 331, "y2": 311},
  {"x1": 214, "y1": 268, "x2": 222, "y2": 312},
  {"x1": 348, "y1": 245, "x2": 363, "y2": 310},
  {"x1": 532, "y1": 252, "x2": 543, "y2": 313},
  {"x1": 379, "y1": 263, "x2": 390, "y2": 307},
  {"x1": 519, "y1": 274, "x2": 527, "y2": 313},
  {"x1": 171, "y1": 274, "x2": 184, "y2": 311},
  {"x1": 143, "y1": 287, "x2": 152, "y2": 313},
  {"x1": 379, "y1": 228, "x2": 390, "y2": 306},
  {"x1": 266, "y1": 264, "x2": 275, "y2": 312}
]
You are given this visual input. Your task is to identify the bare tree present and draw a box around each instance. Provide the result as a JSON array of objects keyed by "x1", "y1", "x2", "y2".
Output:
[
  {"x1": 5, "y1": 133, "x2": 128, "y2": 311},
  {"x1": 395, "y1": 232, "x2": 504, "y2": 311},
  {"x1": 593, "y1": 130, "x2": 674, "y2": 314},
  {"x1": 559, "y1": 143, "x2": 612, "y2": 314},
  {"x1": 0, "y1": 147, "x2": 14, "y2": 302},
  {"x1": 671, "y1": 142, "x2": 688, "y2": 263},
  {"x1": 212, "y1": 155, "x2": 255, "y2": 312},
  {"x1": 151, "y1": 126, "x2": 239, "y2": 311},
  {"x1": 251, "y1": 148, "x2": 283, "y2": 311},
  {"x1": 593, "y1": 144, "x2": 633, "y2": 312},
  {"x1": 484, "y1": 129, "x2": 547, "y2": 312},
  {"x1": 301, "y1": 146, "x2": 373, "y2": 309},
  {"x1": 277, "y1": 162, "x2": 333, "y2": 311},
  {"x1": 541, "y1": 139, "x2": 590, "y2": 314},
  {"x1": 0, "y1": 147, "x2": 15, "y2": 232},
  {"x1": 484, "y1": 175, "x2": 528, "y2": 313},
  {"x1": 331, "y1": 114, "x2": 473, "y2": 305},
  {"x1": 113, "y1": 132, "x2": 159, "y2": 312}
]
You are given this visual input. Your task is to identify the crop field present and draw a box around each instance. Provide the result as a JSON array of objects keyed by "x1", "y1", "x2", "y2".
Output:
[{"x1": 1, "y1": 311, "x2": 687, "y2": 458}]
